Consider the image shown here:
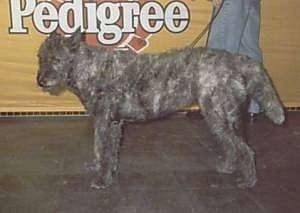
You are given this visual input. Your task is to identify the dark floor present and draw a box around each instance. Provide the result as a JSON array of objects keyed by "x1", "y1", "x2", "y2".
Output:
[{"x1": 0, "y1": 112, "x2": 299, "y2": 213}]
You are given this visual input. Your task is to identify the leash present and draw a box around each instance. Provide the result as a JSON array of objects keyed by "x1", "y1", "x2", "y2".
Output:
[{"x1": 189, "y1": 0, "x2": 225, "y2": 48}]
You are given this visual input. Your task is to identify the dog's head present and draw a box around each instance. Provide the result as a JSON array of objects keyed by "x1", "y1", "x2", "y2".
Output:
[{"x1": 37, "y1": 30, "x2": 83, "y2": 94}]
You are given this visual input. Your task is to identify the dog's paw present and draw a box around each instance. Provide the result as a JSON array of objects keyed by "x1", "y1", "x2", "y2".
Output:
[
  {"x1": 236, "y1": 174, "x2": 257, "y2": 189},
  {"x1": 90, "y1": 171, "x2": 115, "y2": 190},
  {"x1": 84, "y1": 160, "x2": 101, "y2": 173},
  {"x1": 216, "y1": 163, "x2": 236, "y2": 174},
  {"x1": 236, "y1": 159, "x2": 257, "y2": 188},
  {"x1": 216, "y1": 157, "x2": 237, "y2": 174},
  {"x1": 90, "y1": 178, "x2": 113, "y2": 190}
]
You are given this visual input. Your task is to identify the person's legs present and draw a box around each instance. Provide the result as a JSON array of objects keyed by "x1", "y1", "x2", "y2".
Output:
[
  {"x1": 239, "y1": 1, "x2": 262, "y2": 114},
  {"x1": 239, "y1": 0, "x2": 262, "y2": 62},
  {"x1": 207, "y1": 0, "x2": 261, "y2": 115},
  {"x1": 206, "y1": 0, "x2": 251, "y2": 53}
]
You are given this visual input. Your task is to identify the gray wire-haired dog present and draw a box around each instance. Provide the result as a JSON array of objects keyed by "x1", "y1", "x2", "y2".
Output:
[{"x1": 37, "y1": 31, "x2": 285, "y2": 189}]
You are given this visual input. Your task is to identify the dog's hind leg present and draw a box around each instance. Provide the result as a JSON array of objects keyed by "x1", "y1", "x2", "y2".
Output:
[
  {"x1": 88, "y1": 112, "x2": 123, "y2": 189},
  {"x1": 242, "y1": 63, "x2": 285, "y2": 124},
  {"x1": 200, "y1": 94, "x2": 257, "y2": 188}
]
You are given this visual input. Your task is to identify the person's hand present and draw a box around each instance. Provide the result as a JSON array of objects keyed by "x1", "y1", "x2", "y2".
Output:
[{"x1": 211, "y1": 0, "x2": 223, "y2": 7}]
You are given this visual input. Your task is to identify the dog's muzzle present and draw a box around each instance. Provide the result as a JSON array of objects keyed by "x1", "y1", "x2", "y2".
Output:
[{"x1": 37, "y1": 71, "x2": 51, "y2": 88}]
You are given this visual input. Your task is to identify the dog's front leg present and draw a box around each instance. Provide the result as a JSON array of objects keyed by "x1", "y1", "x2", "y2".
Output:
[
  {"x1": 200, "y1": 96, "x2": 257, "y2": 188},
  {"x1": 89, "y1": 112, "x2": 123, "y2": 189}
]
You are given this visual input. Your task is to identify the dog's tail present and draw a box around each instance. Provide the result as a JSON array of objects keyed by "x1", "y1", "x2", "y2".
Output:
[{"x1": 242, "y1": 61, "x2": 285, "y2": 125}]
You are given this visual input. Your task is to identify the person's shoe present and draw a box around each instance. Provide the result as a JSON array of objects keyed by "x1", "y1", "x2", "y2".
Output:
[{"x1": 249, "y1": 113, "x2": 256, "y2": 125}]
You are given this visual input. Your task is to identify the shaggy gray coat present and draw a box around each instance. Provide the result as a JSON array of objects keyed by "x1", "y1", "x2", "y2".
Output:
[{"x1": 37, "y1": 31, "x2": 285, "y2": 189}]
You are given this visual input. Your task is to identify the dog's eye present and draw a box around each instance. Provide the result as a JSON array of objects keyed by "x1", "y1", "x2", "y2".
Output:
[{"x1": 51, "y1": 57, "x2": 61, "y2": 64}]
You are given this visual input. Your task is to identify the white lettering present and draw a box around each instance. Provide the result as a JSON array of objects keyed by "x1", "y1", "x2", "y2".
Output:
[
  {"x1": 9, "y1": 0, "x2": 36, "y2": 33},
  {"x1": 59, "y1": 0, "x2": 83, "y2": 33},
  {"x1": 8, "y1": 0, "x2": 190, "y2": 45},
  {"x1": 97, "y1": 2, "x2": 122, "y2": 45},
  {"x1": 140, "y1": 2, "x2": 164, "y2": 33},
  {"x1": 84, "y1": 3, "x2": 98, "y2": 33},
  {"x1": 120, "y1": 2, "x2": 140, "y2": 33},
  {"x1": 33, "y1": 2, "x2": 58, "y2": 33},
  {"x1": 165, "y1": 1, "x2": 189, "y2": 33}
]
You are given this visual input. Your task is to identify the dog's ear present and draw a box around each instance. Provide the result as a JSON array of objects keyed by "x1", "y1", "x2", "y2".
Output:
[
  {"x1": 68, "y1": 28, "x2": 84, "y2": 50},
  {"x1": 72, "y1": 28, "x2": 83, "y2": 43}
]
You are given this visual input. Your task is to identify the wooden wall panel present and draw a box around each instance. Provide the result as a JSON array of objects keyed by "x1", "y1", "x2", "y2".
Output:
[
  {"x1": 0, "y1": 0, "x2": 299, "y2": 112},
  {"x1": 260, "y1": 0, "x2": 300, "y2": 107}
]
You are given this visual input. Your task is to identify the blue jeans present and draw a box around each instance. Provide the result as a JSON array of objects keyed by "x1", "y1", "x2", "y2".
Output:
[{"x1": 207, "y1": 0, "x2": 262, "y2": 113}]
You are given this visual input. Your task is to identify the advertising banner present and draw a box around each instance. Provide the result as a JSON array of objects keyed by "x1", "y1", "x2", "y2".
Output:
[
  {"x1": 0, "y1": 0, "x2": 299, "y2": 112},
  {"x1": 1, "y1": 0, "x2": 212, "y2": 112}
]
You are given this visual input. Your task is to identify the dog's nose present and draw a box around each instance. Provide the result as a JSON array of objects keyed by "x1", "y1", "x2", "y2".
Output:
[
  {"x1": 38, "y1": 80, "x2": 46, "y2": 88},
  {"x1": 37, "y1": 72, "x2": 46, "y2": 87}
]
